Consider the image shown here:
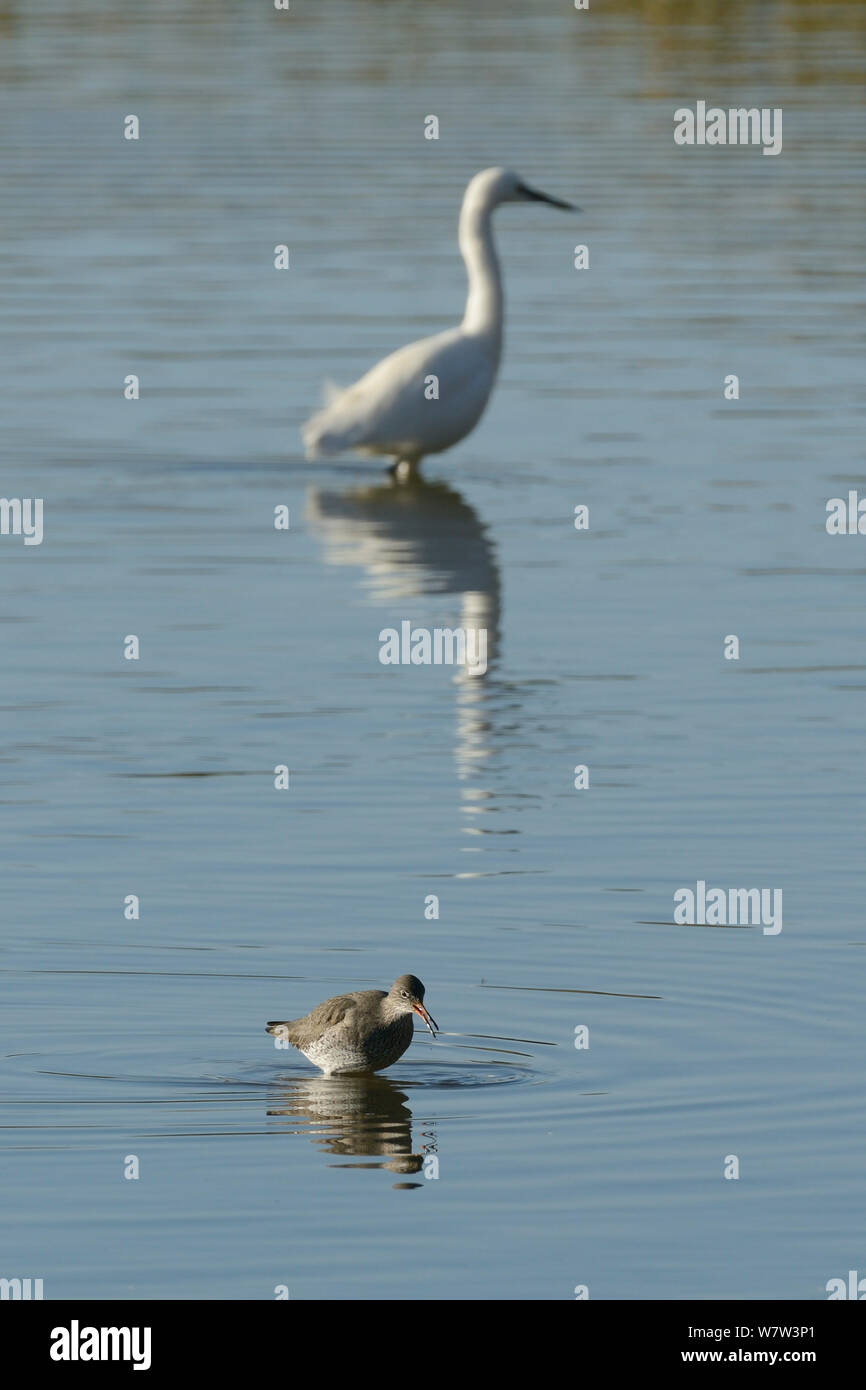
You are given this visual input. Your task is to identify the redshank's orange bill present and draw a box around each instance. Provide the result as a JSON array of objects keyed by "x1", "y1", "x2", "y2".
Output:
[{"x1": 413, "y1": 1003, "x2": 439, "y2": 1036}]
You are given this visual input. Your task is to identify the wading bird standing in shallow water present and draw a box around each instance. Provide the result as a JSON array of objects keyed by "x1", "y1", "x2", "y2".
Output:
[
  {"x1": 302, "y1": 168, "x2": 576, "y2": 480},
  {"x1": 266, "y1": 974, "x2": 438, "y2": 1076}
]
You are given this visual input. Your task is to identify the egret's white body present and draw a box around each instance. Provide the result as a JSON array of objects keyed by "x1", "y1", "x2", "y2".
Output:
[{"x1": 302, "y1": 168, "x2": 574, "y2": 477}]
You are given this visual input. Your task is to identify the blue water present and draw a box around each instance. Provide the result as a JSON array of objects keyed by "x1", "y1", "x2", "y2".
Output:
[{"x1": 1, "y1": 0, "x2": 864, "y2": 1300}]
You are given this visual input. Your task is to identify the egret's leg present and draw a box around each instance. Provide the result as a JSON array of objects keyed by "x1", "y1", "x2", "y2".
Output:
[{"x1": 390, "y1": 457, "x2": 422, "y2": 483}]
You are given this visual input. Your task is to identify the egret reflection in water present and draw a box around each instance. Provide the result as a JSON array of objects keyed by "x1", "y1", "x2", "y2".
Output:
[{"x1": 306, "y1": 476, "x2": 502, "y2": 792}]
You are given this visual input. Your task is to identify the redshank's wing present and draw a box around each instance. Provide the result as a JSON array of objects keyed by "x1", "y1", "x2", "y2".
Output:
[{"x1": 266, "y1": 990, "x2": 385, "y2": 1049}]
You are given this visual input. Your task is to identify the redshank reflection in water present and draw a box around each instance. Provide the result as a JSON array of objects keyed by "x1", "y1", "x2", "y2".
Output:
[{"x1": 267, "y1": 1075, "x2": 437, "y2": 1180}]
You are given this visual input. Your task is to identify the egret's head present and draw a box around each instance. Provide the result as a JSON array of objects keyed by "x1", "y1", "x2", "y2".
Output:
[{"x1": 467, "y1": 167, "x2": 577, "y2": 212}]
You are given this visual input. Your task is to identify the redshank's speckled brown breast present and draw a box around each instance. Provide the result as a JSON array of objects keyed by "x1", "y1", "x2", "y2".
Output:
[{"x1": 266, "y1": 974, "x2": 438, "y2": 1076}]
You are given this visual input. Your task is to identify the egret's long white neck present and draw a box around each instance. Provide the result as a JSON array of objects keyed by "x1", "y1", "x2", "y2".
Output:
[{"x1": 459, "y1": 193, "x2": 503, "y2": 349}]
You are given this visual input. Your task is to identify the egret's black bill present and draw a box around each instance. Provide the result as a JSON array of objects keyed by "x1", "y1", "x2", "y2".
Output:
[{"x1": 519, "y1": 182, "x2": 579, "y2": 211}]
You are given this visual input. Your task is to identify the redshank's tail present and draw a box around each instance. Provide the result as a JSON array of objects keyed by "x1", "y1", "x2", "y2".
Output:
[{"x1": 266, "y1": 1020, "x2": 296, "y2": 1042}]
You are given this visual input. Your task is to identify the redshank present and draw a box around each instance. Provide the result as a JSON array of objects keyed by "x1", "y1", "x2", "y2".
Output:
[{"x1": 266, "y1": 974, "x2": 438, "y2": 1076}]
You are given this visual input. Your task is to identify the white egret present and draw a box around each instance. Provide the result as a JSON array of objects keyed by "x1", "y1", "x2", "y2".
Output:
[{"x1": 302, "y1": 167, "x2": 576, "y2": 479}]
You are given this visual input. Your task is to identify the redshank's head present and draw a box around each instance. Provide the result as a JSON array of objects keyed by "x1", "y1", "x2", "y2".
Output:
[{"x1": 390, "y1": 974, "x2": 439, "y2": 1037}]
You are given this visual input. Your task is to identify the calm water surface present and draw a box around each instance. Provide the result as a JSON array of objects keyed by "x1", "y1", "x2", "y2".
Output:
[{"x1": 1, "y1": 0, "x2": 865, "y2": 1299}]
